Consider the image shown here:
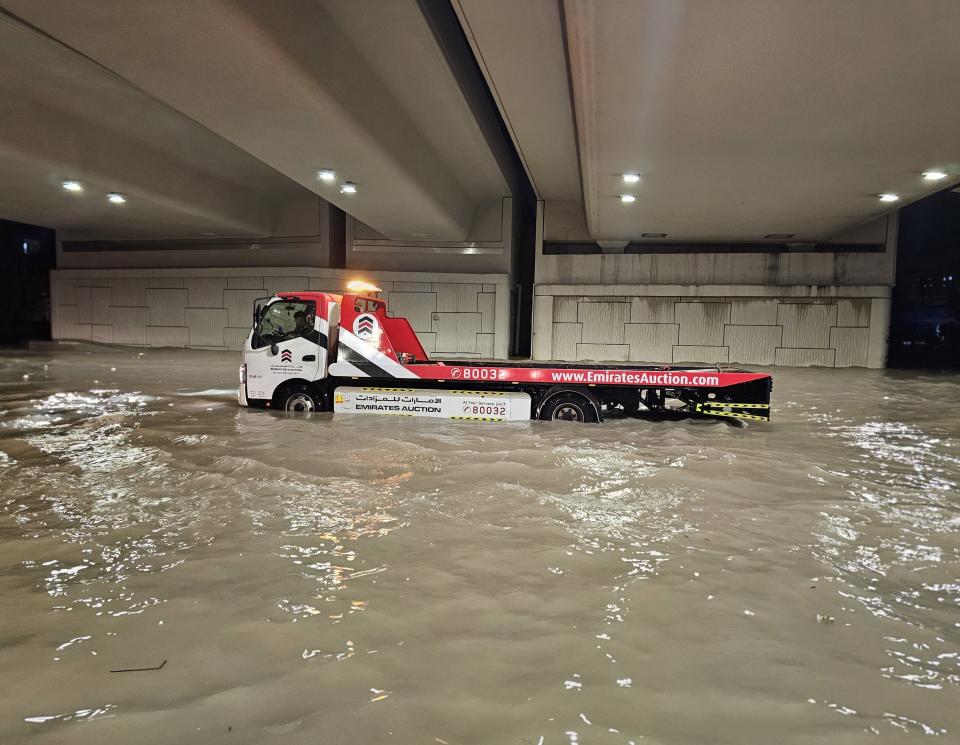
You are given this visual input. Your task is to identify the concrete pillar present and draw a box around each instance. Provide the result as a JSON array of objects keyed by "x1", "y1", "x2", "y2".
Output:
[
  {"x1": 867, "y1": 296, "x2": 891, "y2": 368},
  {"x1": 531, "y1": 293, "x2": 553, "y2": 360},
  {"x1": 494, "y1": 279, "x2": 510, "y2": 360}
]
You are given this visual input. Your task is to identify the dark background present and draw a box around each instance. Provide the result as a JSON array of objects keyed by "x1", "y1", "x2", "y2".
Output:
[
  {"x1": 0, "y1": 219, "x2": 56, "y2": 345},
  {"x1": 889, "y1": 187, "x2": 960, "y2": 368}
]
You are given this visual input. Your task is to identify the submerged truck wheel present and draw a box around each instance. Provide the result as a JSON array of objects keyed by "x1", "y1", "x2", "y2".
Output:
[
  {"x1": 538, "y1": 391, "x2": 599, "y2": 423},
  {"x1": 280, "y1": 384, "x2": 322, "y2": 413}
]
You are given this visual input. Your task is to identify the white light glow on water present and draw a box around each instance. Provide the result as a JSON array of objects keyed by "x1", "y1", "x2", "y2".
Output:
[{"x1": 1, "y1": 349, "x2": 958, "y2": 742}]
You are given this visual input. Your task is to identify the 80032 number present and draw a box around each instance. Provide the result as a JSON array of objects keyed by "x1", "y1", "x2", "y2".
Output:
[{"x1": 464, "y1": 403, "x2": 506, "y2": 416}]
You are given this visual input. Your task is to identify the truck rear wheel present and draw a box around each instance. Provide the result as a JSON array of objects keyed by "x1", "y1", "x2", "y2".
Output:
[
  {"x1": 280, "y1": 384, "x2": 322, "y2": 413},
  {"x1": 539, "y1": 392, "x2": 598, "y2": 423}
]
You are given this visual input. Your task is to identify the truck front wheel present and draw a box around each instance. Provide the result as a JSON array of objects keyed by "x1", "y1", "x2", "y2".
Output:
[{"x1": 279, "y1": 384, "x2": 323, "y2": 413}]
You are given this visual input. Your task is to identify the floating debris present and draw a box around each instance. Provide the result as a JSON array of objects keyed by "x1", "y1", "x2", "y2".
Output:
[{"x1": 109, "y1": 659, "x2": 167, "y2": 673}]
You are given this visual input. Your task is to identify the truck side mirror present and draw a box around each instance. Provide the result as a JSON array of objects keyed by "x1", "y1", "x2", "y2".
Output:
[{"x1": 270, "y1": 343, "x2": 279, "y2": 356}]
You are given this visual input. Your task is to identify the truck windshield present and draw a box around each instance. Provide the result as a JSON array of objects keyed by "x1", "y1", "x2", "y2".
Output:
[{"x1": 253, "y1": 300, "x2": 316, "y2": 348}]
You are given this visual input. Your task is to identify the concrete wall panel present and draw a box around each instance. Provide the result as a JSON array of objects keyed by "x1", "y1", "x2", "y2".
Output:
[
  {"x1": 75, "y1": 287, "x2": 92, "y2": 324},
  {"x1": 55, "y1": 304, "x2": 79, "y2": 339},
  {"x1": 554, "y1": 296, "x2": 579, "y2": 323},
  {"x1": 147, "y1": 277, "x2": 184, "y2": 289},
  {"x1": 109, "y1": 279, "x2": 147, "y2": 307},
  {"x1": 224, "y1": 289, "x2": 268, "y2": 328},
  {"x1": 223, "y1": 327, "x2": 250, "y2": 350},
  {"x1": 476, "y1": 333, "x2": 494, "y2": 358},
  {"x1": 552, "y1": 322, "x2": 582, "y2": 360},
  {"x1": 146, "y1": 326, "x2": 190, "y2": 347},
  {"x1": 725, "y1": 325, "x2": 782, "y2": 365},
  {"x1": 227, "y1": 277, "x2": 265, "y2": 289},
  {"x1": 51, "y1": 268, "x2": 509, "y2": 359},
  {"x1": 676, "y1": 302, "x2": 731, "y2": 345},
  {"x1": 264, "y1": 276, "x2": 309, "y2": 292},
  {"x1": 435, "y1": 283, "x2": 480, "y2": 312},
  {"x1": 478, "y1": 292, "x2": 496, "y2": 333},
  {"x1": 730, "y1": 299, "x2": 779, "y2": 325},
  {"x1": 577, "y1": 343, "x2": 628, "y2": 361},
  {"x1": 146, "y1": 288, "x2": 188, "y2": 326},
  {"x1": 107, "y1": 307, "x2": 148, "y2": 345},
  {"x1": 418, "y1": 331, "x2": 437, "y2": 353},
  {"x1": 674, "y1": 345, "x2": 729, "y2": 363},
  {"x1": 532, "y1": 283, "x2": 890, "y2": 368},
  {"x1": 184, "y1": 278, "x2": 227, "y2": 308},
  {"x1": 578, "y1": 301, "x2": 629, "y2": 344},
  {"x1": 386, "y1": 292, "x2": 436, "y2": 331},
  {"x1": 630, "y1": 297, "x2": 677, "y2": 323},
  {"x1": 392, "y1": 281, "x2": 432, "y2": 292},
  {"x1": 185, "y1": 308, "x2": 230, "y2": 347},
  {"x1": 836, "y1": 298, "x2": 871, "y2": 327},
  {"x1": 624, "y1": 323, "x2": 678, "y2": 363},
  {"x1": 433, "y1": 312, "x2": 480, "y2": 353},
  {"x1": 775, "y1": 348, "x2": 836, "y2": 367},
  {"x1": 90, "y1": 287, "x2": 111, "y2": 325},
  {"x1": 778, "y1": 303, "x2": 838, "y2": 348},
  {"x1": 90, "y1": 324, "x2": 113, "y2": 344},
  {"x1": 831, "y1": 327, "x2": 869, "y2": 367}
]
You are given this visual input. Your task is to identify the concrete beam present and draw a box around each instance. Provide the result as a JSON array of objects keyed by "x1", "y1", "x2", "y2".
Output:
[
  {"x1": 0, "y1": 98, "x2": 276, "y2": 237},
  {"x1": 3, "y1": 0, "x2": 481, "y2": 240}
]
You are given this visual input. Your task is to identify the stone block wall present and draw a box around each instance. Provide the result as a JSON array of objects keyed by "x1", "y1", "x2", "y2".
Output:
[
  {"x1": 532, "y1": 284, "x2": 891, "y2": 368},
  {"x1": 51, "y1": 268, "x2": 510, "y2": 358}
]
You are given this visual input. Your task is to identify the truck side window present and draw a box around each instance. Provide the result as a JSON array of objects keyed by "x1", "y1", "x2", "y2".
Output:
[{"x1": 253, "y1": 300, "x2": 316, "y2": 348}]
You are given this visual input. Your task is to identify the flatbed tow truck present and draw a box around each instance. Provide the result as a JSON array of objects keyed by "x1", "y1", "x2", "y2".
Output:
[{"x1": 238, "y1": 287, "x2": 772, "y2": 423}]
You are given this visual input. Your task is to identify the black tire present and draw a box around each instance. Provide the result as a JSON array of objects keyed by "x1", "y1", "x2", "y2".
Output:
[
  {"x1": 279, "y1": 384, "x2": 322, "y2": 413},
  {"x1": 539, "y1": 392, "x2": 598, "y2": 423}
]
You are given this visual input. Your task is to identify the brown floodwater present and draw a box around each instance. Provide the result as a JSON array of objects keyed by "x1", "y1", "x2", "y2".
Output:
[{"x1": 1, "y1": 343, "x2": 958, "y2": 744}]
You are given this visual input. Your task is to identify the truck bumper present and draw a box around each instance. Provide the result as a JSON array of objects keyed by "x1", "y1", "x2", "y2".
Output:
[{"x1": 238, "y1": 364, "x2": 249, "y2": 407}]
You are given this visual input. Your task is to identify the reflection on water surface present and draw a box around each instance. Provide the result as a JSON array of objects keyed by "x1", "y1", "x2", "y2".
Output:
[{"x1": 0, "y1": 346, "x2": 957, "y2": 743}]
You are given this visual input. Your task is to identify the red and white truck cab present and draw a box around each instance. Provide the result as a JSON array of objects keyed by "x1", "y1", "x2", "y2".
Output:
[{"x1": 239, "y1": 288, "x2": 773, "y2": 423}]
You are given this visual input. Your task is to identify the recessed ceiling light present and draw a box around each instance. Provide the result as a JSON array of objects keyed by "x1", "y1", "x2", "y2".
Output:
[
  {"x1": 622, "y1": 173, "x2": 641, "y2": 184},
  {"x1": 878, "y1": 193, "x2": 899, "y2": 203},
  {"x1": 107, "y1": 192, "x2": 126, "y2": 204},
  {"x1": 340, "y1": 182, "x2": 357, "y2": 194},
  {"x1": 62, "y1": 180, "x2": 83, "y2": 192},
  {"x1": 619, "y1": 194, "x2": 636, "y2": 203},
  {"x1": 318, "y1": 169, "x2": 336, "y2": 182},
  {"x1": 922, "y1": 170, "x2": 947, "y2": 181}
]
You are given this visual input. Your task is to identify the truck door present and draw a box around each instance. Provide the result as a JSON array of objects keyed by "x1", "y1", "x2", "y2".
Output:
[{"x1": 244, "y1": 298, "x2": 322, "y2": 402}]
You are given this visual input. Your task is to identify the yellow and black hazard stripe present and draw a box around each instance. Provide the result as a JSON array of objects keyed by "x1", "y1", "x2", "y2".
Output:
[
  {"x1": 449, "y1": 390, "x2": 506, "y2": 396},
  {"x1": 695, "y1": 401, "x2": 770, "y2": 421},
  {"x1": 699, "y1": 402, "x2": 770, "y2": 410},
  {"x1": 697, "y1": 409, "x2": 768, "y2": 422},
  {"x1": 360, "y1": 387, "x2": 416, "y2": 392},
  {"x1": 449, "y1": 415, "x2": 505, "y2": 421}
]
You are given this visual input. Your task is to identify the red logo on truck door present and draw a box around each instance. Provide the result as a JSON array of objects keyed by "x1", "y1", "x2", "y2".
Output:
[
  {"x1": 281, "y1": 349, "x2": 293, "y2": 363},
  {"x1": 353, "y1": 313, "x2": 378, "y2": 341}
]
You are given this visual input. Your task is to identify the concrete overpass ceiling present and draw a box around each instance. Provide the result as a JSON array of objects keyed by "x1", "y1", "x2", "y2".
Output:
[
  {"x1": 454, "y1": 0, "x2": 582, "y2": 204},
  {"x1": 328, "y1": 1, "x2": 508, "y2": 204},
  {"x1": 1, "y1": 0, "x2": 509, "y2": 242},
  {"x1": 459, "y1": 0, "x2": 960, "y2": 242},
  {"x1": 5, "y1": 0, "x2": 958, "y2": 247},
  {"x1": 0, "y1": 10, "x2": 311, "y2": 240},
  {"x1": 567, "y1": 0, "x2": 960, "y2": 242}
]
